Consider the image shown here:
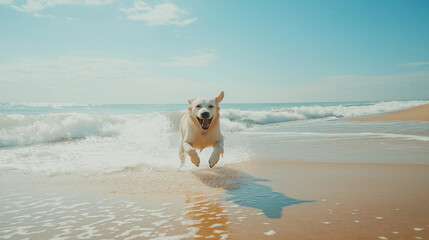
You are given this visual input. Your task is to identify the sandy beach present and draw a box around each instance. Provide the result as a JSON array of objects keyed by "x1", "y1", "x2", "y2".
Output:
[
  {"x1": 1, "y1": 161, "x2": 429, "y2": 239},
  {"x1": 356, "y1": 103, "x2": 429, "y2": 122}
]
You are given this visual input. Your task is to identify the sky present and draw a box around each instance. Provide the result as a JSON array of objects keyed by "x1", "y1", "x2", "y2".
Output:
[{"x1": 0, "y1": 0, "x2": 428, "y2": 103}]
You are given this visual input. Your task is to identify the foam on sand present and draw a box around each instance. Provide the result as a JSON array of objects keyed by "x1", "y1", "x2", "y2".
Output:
[
  {"x1": 0, "y1": 186, "x2": 198, "y2": 240},
  {"x1": 264, "y1": 230, "x2": 276, "y2": 236}
]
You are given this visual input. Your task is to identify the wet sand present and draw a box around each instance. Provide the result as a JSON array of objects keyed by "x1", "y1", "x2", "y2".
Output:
[
  {"x1": 356, "y1": 103, "x2": 429, "y2": 122},
  {"x1": 1, "y1": 161, "x2": 428, "y2": 239}
]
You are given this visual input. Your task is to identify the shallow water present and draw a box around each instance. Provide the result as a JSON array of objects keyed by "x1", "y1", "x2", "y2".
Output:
[
  {"x1": 1, "y1": 100, "x2": 428, "y2": 175},
  {"x1": 240, "y1": 120, "x2": 429, "y2": 164},
  {"x1": 0, "y1": 176, "x2": 292, "y2": 240}
]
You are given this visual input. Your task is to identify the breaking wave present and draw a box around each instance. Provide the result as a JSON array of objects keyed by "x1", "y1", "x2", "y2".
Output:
[
  {"x1": 1, "y1": 100, "x2": 428, "y2": 147},
  {"x1": 221, "y1": 100, "x2": 428, "y2": 125},
  {"x1": 0, "y1": 113, "x2": 170, "y2": 147},
  {"x1": 0, "y1": 100, "x2": 427, "y2": 173},
  {"x1": 0, "y1": 112, "x2": 251, "y2": 174}
]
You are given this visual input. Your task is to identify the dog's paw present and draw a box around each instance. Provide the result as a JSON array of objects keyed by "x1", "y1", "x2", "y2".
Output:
[
  {"x1": 208, "y1": 153, "x2": 220, "y2": 168},
  {"x1": 190, "y1": 155, "x2": 200, "y2": 167}
]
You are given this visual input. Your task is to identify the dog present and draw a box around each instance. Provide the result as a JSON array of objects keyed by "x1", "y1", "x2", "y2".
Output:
[{"x1": 179, "y1": 91, "x2": 224, "y2": 168}]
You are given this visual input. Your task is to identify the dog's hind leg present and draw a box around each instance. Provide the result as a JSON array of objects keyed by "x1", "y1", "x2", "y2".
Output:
[
  {"x1": 179, "y1": 142, "x2": 186, "y2": 168},
  {"x1": 209, "y1": 140, "x2": 224, "y2": 168},
  {"x1": 183, "y1": 142, "x2": 200, "y2": 167}
]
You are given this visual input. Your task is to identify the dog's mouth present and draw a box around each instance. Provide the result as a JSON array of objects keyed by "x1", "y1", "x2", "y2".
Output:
[{"x1": 196, "y1": 117, "x2": 213, "y2": 130}]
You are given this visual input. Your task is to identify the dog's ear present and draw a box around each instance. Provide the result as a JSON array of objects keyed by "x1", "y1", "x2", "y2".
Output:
[
  {"x1": 188, "y1": 98, "x2": 195, "y2": 105},
  {"x1": 215, "y1": 91, "x2": 224, "y2": 104}
]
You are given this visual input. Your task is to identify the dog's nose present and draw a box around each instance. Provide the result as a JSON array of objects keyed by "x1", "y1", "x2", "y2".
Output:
[{"x1": 201, "y1": 112, "x2": 210, "y2": 118}]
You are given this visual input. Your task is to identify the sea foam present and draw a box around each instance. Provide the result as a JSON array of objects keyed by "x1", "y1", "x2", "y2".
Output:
[
  {"x1": 1, "y1": 100, "x2": 427, "y2": 173},
  {"x1": 221, "y1": 100, "x2": 429, "y2": 125},
  {"x1": 1, "y1": 100, "x2": 427, "y2": 147},
  {"x1": 0, "y1": 112, "x2": 252, "y2": 174}
]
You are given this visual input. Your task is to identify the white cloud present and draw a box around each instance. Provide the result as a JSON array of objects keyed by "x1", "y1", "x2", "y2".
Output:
[
  {"x1": 6, "y1": 0, "x2": 114, "y2": 16},
  {"x1": 0, "y1": 56, "x2": 223, "y2": 103},
  {"x1": 33, "y1": 11, "x2": 56, "y2": 18},
  {"x1": 84, "y1": 0, "x2": 114, "y2": 6},
  {"x1": 121, "y1": 1, "x2": 196, "y2": 26},
  {"x1": 0, "y1": 0, "x2": 13, "y2": 5},
  {"x1": 403, "y1": 62, "x2": 429, "y2": 67},
  {"x1": 4, "y1": 0, "x2": 196, "y2": 24},
  {"x1": 163, "y1": 53, "x2": 216, "y2": 67},
  {"x1": 0, "y1": 57, "x2": 146, "y2": 83}
]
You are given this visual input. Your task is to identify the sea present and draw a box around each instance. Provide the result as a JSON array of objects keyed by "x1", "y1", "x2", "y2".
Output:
[{"x1": 1, "y1": 100, "x2": 429, "y2": 175}]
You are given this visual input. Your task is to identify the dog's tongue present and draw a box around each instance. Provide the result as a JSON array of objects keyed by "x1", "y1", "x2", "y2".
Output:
[{"x1": 202, "y1": 119, "x2": 210, "y2": 128}]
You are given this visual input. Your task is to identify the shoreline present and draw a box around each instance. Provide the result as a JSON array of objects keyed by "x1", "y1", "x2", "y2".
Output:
[
  {"x1": 2, "y1": 160, "x2": 428, "y2": 239},
  {"x1": 354, "y1": 103, "x2": 429, "y2": 122}
]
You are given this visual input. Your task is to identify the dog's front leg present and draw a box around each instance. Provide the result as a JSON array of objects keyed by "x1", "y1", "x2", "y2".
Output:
[
  {"x1": 183, "y1": 142, "x2": 200, "y2": 167},
  {"x1": 209, "y1": 140, "x2": 224, "y2": 168}
]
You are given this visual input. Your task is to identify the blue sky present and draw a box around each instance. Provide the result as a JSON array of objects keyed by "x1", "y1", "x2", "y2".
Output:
[{"x1": 0, "y1": 0, "x2": 428, "y2": 103}]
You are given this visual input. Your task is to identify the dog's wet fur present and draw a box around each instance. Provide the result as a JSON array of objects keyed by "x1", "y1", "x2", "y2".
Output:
[{"x1": 179, "y1": 91, "x2": 224, "y2": 168}]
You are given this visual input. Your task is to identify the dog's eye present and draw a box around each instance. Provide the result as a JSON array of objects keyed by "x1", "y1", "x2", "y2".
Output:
[
  {"x1": 196, "y1": 105, "x2": 201, "y2": 108},
  {"x1": 208, "y1": 105, "x2": 214, "y2": 108}
]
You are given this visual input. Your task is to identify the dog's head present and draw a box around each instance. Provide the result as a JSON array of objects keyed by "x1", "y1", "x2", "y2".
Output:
[{"x1": 187, "y1": 91, "x2": 224, "y2": 131}]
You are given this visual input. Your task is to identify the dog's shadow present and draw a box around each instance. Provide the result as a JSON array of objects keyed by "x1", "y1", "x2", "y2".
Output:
[{"x1": 192, "y1": 167, "x2": 313, "y2": 219}]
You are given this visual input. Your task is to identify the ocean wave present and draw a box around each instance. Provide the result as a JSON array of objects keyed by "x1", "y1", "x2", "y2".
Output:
[
  {"x1": 1, "y1": 102, "x2": 94, "y2": 108},
  {"x1": 1, "y1": 100, "x2": 428, "y2": 147},
  {"x1": 0, "y1": 113, "x2": 172, "y2": 147},
  {"x1": 0, "y1": 112, "x2": 252, "y2": 173},
  {"x1": 0, "y1": 100, "x2": 427, "y2": 173},
  {"x1": 0, "y1": 102, "x2": 100, "y2": 110},
  {"x1": 0, "y1": 112, "x2": 248, "y2": 148},
  {"x1": 220, "y1": 100, "x2": 428, "y2": 125}
]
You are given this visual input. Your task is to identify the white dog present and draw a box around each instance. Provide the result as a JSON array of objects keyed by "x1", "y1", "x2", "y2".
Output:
[{"x1": 179, "y1": 91, "x2": 224, "y2": 168}]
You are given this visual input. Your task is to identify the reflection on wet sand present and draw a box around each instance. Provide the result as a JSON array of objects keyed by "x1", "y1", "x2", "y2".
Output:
[
  {"x1": 193, "y1": 167, "x2": 313, "y2": 219},
  {"x1": 184, "y1": 195, "x2": 229, "y2": 239}
]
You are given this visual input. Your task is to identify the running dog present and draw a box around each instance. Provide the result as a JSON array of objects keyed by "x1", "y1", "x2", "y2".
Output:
[{"x1": 179, "y1": 91, "x2": 224, "y2": 168}]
